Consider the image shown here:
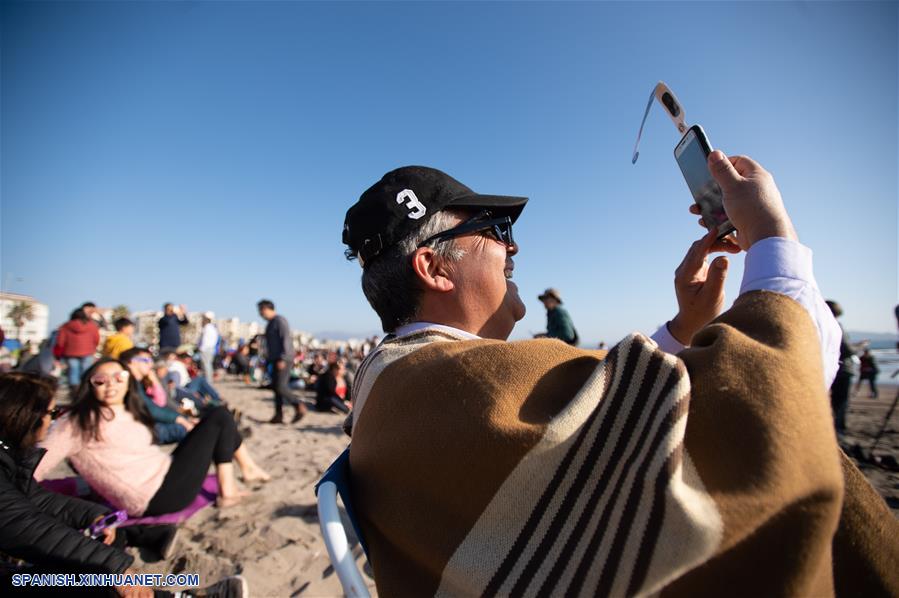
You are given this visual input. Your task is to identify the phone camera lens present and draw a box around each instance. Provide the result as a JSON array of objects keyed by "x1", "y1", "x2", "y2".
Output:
[{"x1": 662, "y1": 92, "x2": 680, "y2": 117}]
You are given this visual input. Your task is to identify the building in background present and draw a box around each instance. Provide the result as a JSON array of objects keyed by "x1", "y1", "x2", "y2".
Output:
[
  {"x1": 0, "y1": 292, "x2": 49, "y2": 346},
  {"x1": 132, "y1": 310, "x2": 163, "y2": 348},
  {"x1": 218, "y1": 317, "x2": 261, "y2": 348}
]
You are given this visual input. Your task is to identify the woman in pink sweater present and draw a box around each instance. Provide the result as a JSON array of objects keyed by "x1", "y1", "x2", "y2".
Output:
[{"x1": 36, "y1": 358, "x2": 270, "y2": 516}]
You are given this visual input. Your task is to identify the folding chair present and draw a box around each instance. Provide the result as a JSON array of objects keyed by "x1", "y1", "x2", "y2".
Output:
[{"x1": 315, "y1": 447, "x2": 371, "y2": 598}]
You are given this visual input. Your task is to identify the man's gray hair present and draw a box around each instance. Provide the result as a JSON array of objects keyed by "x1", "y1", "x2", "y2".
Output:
[{"x1": 361, "y1": 209, "x2": 466, "y2": 333}]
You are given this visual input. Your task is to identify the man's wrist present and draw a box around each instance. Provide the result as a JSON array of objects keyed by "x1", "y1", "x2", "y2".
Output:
[
  {"x1": 667, "y1": 315, "x2": 695, "y2": 346},
  {"x1": 743, "y1": 222, "x2": 798, "y2": 249}
]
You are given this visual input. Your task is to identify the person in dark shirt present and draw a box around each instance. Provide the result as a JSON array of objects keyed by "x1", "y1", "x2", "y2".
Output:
[
  {"x1": 826, "y1": 300, "x2": 854, "y2": 433},
  {"x1": 314, "y1": 359, "x2": 351, "y2": 414},
  {"x1": 855, "y1": 348, "x2": 879, "y2": 398},
  {"x1": 157, "y1": 303, "x2": 188, "y2": 353},
  {"x1": 536, "y1": 288, "x2": 578, "y2": 346},
  {"x1": 257, "y1": 300, "x2": 306, "y2": 424}
]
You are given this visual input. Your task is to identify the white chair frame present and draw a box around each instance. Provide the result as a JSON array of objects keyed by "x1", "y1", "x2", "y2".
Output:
[{"x1": 316, "y1": 479, "x2": 371, "y2": 598}]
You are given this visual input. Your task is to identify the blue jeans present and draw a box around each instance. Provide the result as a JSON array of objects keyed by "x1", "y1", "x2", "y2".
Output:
[
  {"x1": 185, "y1": 376, "x2": 221, "y2": 404},
  {"x1": 65, "y1": 356, "x2": 95, "y2": 387},
  {"x1": 155, "y1": 422, "x2": 187, "y2": 444}
]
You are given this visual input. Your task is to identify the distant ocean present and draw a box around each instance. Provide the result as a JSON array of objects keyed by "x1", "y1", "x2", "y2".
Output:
[{"x1": 869, "y1": 348, "x2": 899, "y2": 386}]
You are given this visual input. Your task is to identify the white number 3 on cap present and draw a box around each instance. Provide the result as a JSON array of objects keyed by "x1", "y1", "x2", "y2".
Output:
[{"x1": 396, "y1": 189, "x2": 426, "y2": 220}]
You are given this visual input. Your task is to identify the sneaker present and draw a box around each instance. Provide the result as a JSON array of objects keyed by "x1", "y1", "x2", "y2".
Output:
[
  {"x1": 267, "y1": 413, "x2": 284, "y2": 424},
  {"x1": 182, "y1": 575, "x2": 248, "y2": 598}
]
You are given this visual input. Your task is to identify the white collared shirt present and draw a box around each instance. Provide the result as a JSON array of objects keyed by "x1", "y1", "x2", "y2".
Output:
[
  {"x1": 650, "y1": 237, "x2": 840, "y2": 386},
  {"x1": 394, "y1": 321, "x2": 481, "y2": 340}
]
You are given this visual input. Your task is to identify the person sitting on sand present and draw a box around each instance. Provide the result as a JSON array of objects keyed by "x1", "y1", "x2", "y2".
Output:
[
  {"x1": 314, "y1": 359, "x2": 351, "y2": 414},
  {"x1": 159, "y1": 350, "x2": 222, "y2": 407},
  {"x1": 341, "y1": 155, "x2": 899, "y2": 596},
  {"x1": 35, "y1": 358, "x2": 270, "y2": 516},
  {"x1": 0, "y1": 372, "x2": 135, "y2": 576},
  {"x1": 120, "y1": 348, "x2": 195, "y2": 444},
  {"x1": 231, "y1": 344, "x2": 252, "y2": 385}
]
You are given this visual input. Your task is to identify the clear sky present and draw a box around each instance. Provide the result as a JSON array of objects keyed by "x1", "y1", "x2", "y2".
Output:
[{"x1": 2, "y1": 1, "x2": 897, "y2": 344}]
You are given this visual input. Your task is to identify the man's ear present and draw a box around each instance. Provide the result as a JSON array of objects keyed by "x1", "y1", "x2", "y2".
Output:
[{"x1": 411, "y1": 247, "x2": 455, "y2": 293}]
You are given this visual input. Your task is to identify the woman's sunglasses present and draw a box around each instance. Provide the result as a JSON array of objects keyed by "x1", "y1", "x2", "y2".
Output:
[
  {"x1": 89, "y1": 371, "x2": 131, "y2": 387},
  {"x1": 418, "y1": 210, "x2": 515, "y2": 249}
]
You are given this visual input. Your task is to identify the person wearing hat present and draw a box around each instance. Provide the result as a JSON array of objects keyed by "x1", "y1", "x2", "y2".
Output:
[
  {"x1": 537, "y1": 287, "x2": 578, "y2": 346},
  {"x1": 340, "y1": 159, "x2": 898, "y2": 596}
]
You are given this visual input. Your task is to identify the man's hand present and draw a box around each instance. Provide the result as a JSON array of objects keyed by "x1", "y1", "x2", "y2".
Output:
[
  {"x1": 669, "y1": 228, "x2": 738, "y2": 345},
  {"x1": 275, "y1": 359, "x2": 286, "y2": 371},
  {"x1": 175, "y1": 416, "x2": 196, "y2": 432},
  {"x1": 706, "y1": 151, "x2": 797, "y2": 250}
]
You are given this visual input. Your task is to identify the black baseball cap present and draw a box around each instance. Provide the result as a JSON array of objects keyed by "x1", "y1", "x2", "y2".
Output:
[{"x1": 343, "y1": 166, "x2": 528, "y2": 266}]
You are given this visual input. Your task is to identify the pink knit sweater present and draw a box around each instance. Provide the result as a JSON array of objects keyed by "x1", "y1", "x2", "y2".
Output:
[{"x1": 35, "y1": 406, "x2": 171, "y2": 516}]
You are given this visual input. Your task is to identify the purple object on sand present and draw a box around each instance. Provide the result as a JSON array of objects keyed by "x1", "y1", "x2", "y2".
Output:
[{"x1": 40, "y1": 475, "x2": 219, "y2": 527}]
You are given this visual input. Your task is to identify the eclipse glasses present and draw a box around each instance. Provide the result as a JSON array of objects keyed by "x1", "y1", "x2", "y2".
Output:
[{"x1": 631, "y1": 81, "x2": 688, "y2": 164}]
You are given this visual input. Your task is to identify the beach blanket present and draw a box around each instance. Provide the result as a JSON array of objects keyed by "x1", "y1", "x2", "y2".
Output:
[
  {"x1": 39, "y1": 475, "x2": 218, "y2": 527},
  {"x1": 349, "y1": 290, "x2": 899, "y2": 597}
]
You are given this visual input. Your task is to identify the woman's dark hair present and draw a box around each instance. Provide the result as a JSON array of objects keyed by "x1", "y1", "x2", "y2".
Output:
[
  {"x1": 69, "y1": 357, "x2": 156, "y2": 442},
  {"x1": 69, "y1": 308, "x2": 88, "y2": 323},
  {"x1": 0, "y1": 372, "x2": 57, "y2": 450},
  {"x1": 118, "y1": 347, "x2": 156, "y2": 393}
]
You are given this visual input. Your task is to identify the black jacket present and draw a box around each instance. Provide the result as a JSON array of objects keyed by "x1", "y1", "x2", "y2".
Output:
[
  {"x1": 315, "y1": 373, "x2": 352, "y2": 411},
  {"x1": 0, "y1": 441, "x2": 133, "y2": 573}
]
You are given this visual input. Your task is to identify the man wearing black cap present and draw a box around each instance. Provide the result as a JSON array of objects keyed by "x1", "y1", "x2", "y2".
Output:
[
  {"x1": 537, "y1": 287, "x2": 578, "y2": 345},
  {"x1": 340, "y1": 160, "x2": 898, "y2": 597}
]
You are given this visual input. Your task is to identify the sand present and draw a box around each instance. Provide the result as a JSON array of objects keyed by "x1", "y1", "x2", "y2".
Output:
[
  {"x1": 838, "y1": 382, "x2": 899, "y2": 516},
  {"x1": 44, "y1": 378, "x2": 899, "y2": 597}
]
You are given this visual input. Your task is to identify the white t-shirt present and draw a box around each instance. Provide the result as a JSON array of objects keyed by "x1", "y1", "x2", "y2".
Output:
[
  {"x1": 198, "y1": 323, "x2": 219, "y2": 353},
  {"x1": 165, "y1": 360, "x2": 191, "y2": 388}
]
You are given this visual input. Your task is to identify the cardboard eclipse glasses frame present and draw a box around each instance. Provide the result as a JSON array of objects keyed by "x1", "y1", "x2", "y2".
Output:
[{"x1": 632, "y1": 81, "x2": 688, "y2": 164}]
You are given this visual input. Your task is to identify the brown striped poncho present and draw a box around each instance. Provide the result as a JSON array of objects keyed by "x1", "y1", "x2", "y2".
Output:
[{"x1": 349, "y1": 291, "x2": 899, "y2": 597}]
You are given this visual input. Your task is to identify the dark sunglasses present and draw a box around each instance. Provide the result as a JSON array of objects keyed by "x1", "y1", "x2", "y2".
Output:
[{"x1": 418, "y1": 211, "x2": 515, "y2": 249}]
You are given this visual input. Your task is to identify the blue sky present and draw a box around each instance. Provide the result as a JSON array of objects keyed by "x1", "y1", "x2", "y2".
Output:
[{"x1": 2, "y1": 1, "x2": 897, "y2": 344}]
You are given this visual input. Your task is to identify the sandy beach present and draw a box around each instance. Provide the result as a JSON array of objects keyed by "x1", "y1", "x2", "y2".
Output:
[{"x1": 44, "y1": 377, "x2": 899, "y2": 597}]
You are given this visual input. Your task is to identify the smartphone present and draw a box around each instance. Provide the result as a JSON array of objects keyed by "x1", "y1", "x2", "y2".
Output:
[
  {"x1": 674, "y1": 125, "x2": 735, "y2": 238},
  {"x1": 86, "y1": 510, "x2": 127, "y2": 538}
]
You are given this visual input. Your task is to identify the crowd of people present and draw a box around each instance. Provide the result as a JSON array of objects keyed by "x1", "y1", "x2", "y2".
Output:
[{"x1": 0, "y1": 297, "x2": 375, "y2": 597}]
